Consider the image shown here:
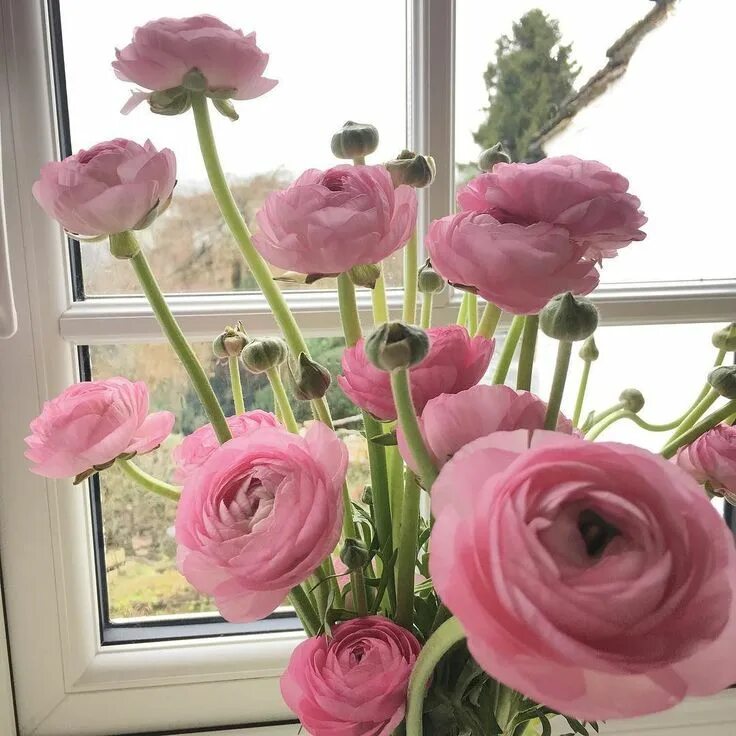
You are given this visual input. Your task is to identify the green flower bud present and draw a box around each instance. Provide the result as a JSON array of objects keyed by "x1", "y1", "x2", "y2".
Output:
[
  {"x1": 340, "y1": 538, "x2": 371, "y2": 571},
  {"x1": 347, "y1": 263, "x2": 382, "y2": 289},
  {"x1": 540, "y1": 293, "x2": 599, "y2": 342},
  {"x1": 385, "y1": 150, "x2": 436, "y2": 188},
  {"x1": 478, "y1": 142, "x2": 511, "y2": 171},
  {"x1": 286, "y1": 352, "x2": 332, "y2": 401},
  {"x1": 417, "y1": 260, "x2": 445, "y2": 294},
  {"x1": 708, "y1": 365, "x2": 736, "y2": 399},
  {"x1": 148, "y1": 87, "x2": 192, "y2": 116},
  {"x1": 331, "y1": 120, "x2": 379, "y2": 160},
  {"x1": 360, "y1": 485, "x2": 373, "y2": 506},
  {"x1": 712, "y1": 323, "x2": 736, "y2": 352},
  {"x1": 578, "y1": 336, "x2": 600, "y2": 362},
  {"x1": 241, "y1": 337, "x2": 288, "y2": 374},
  {"x1": 619, "y1": 388, "x2": 645, "y2": 413},
  {"x1": 213, "y1": 324, "x2": 249, "y2": 360},
  {"x1": 365, "y1": 322, "x2": 430, "y2": 372}
]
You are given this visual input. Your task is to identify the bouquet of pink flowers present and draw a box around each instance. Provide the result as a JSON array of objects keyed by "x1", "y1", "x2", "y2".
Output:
[{"x1": 26, "y1": 14, "x2": 736, "y2": 736}]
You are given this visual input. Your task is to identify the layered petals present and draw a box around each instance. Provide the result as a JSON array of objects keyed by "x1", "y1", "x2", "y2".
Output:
[{"x1": 676, "y1": 424, "x2": 736, "y2": 501}]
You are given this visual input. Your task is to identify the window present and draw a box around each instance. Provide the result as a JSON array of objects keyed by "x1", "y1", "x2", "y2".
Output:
[{"x1": 0, "y1": 2, "x2": 734, "y2": 735}]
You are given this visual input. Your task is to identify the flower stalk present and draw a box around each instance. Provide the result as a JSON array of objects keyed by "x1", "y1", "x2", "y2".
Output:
[
  {"x1": 403, "y1": 231, "x2": 419, "y2": 324},
  {"x1": 516, "y1": 314, "x2": 539, "y2": 392},
  {"x1": 117, "y1": 458, "x2": 181, "y2": 501},
  {"x1": 395, "y1": 471, "x2": 421, "y2": 628},
  {"x1": 228, "y1": 356, "x2": 245, "y2": 415},
  {"x1": 492, "y1": 315, "x2": 524, "y2": 384},
  {"x1": 476, "y1": 302, "x2": 503, "y2": 339},
  {"x1": 544, "y1": 340, "x2": 573, "y2": 430}
]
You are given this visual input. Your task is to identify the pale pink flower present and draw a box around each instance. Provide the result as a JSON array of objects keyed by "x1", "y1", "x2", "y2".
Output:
[
  {"x1": 25, "y1": 378, "x2": 174, "y2": 479},
  {"x1": 676, "y1": 424, "x2": 736, "y2": 501},
  {"x1": 281, "y1": 616, "x2": 421, "y2": 736},
  {"x1": 113, "y1": 15, "x2": 277, "y2": 112},
  {"x1": 172, "y1": 411, "x2": 279, "y2": 483},
  {"x1": 458, "y1": 156, "x2": 646, "y2": 261},
  {"x1": 175, "y1": 422, "x2": 347, "y2": 622},
  {"x1": 338, "y1": 325, "x2": 494, "y2": 421},
  {"x1": 33, "y1": 138, "x2": 176, "y2": 238},
  {"x1": 253, "y1": 165, "x2": 417, "y2": 275},
  {"x1": 397, "y1": 384, "x2": 573, "y2": 474},
  {"x1": 425, "y1": 211, "x2": 599, "y2": 315},
  {"x1": 431, "y1": 429, "x2": 736, "y2": 720}
]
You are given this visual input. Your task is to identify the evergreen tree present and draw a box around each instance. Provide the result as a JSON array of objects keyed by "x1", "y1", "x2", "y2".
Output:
[{"x1": 473, "y1": 9, "x2": 580, "y2": 163}]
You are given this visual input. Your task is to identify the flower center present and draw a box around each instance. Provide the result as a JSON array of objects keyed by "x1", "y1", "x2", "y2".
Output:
[
  {"x1": 350, "y1": 644, "x2": 366, "y2": 665},
  {"x1": 577, "y1": 508, "x2": 620, "y2": 557},
  {"x1": 321, "y1": 171, "x2": 349, "y2": 192}
]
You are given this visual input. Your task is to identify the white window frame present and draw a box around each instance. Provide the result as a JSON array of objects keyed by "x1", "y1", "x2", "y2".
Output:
[{"x1": 0, "y1": 1, "x2": 735, "y2": 735}]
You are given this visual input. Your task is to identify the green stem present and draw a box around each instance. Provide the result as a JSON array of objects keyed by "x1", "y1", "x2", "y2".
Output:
[
  {"x1": 312, "y1": 567, "x2": 329, "y2": 624},
  {"x1": 390, "y1": 368, "x2": 438, "y2": 488},
  {"x1": 402, "y1": 231, "x2": 419, "y2": 324},
  {"x1": 266, "y1": 367, "x2": 298, "y2": 433},
  {"x1": 516, "y1": 315, "x2": 539, "y2": 392},
  {"x1": 388, "y1": 446, "x2": 405, "y2": 547},
  {"x1": 351, "y1": 569, "x2": 369, "y2": 616},
  {"x1": 289, "y1": 585, "x2": 321, "y2": 637},
  {"x1": 338, "y1": 273, "x2": 363, "y2": 347},
  {"x1": 467, "y1": 293, "x2": 478, "y2": 335},
  {"x1": 661, "y1": 400, "x2": 736, "y2": 459},
  {"x1": 372, "y1": 272, "x2": 390, "y2": 325},
  {"x1": 476, "y1": 302, "x2": 503, "y2": 339},
  {"x1": 395, "y1": 471, "x2": 421, "y2": 628},
  {"x1": 129, "y1": 249, "x2": 231, "y2": 444},
  {"x1": 586, "y1": 408, "x2": 630, "y2": 440},
  {"x1": 228, "y1": 356, "x2": 245, "y2": 415},
  {"x1": 572, "y1": 360, "x2": 592, "y2": 427},
  {"x1": 544, "y1": 341, "x2": 573, "y2": 430},
  {"x1": 117, "y1": 458, "x2": 180, "y2": 501},
  {"x1": 667, "y1": 389, "x2": 719, "y2": 444},
  {"x1": 582, "y1": 401, "x2": 626, "y2": 433},
  {"x1": 191, "y1": 94, "x2": 331, "y2": 424},
  {"x1": 405, "y1": 617, "x2": 466, "y2": 736},
  {"x1": 456, "y1": 292, "x2": 469, "y2": 328},
  {"x1": 420, "y1": 292, "x2": 433, "y2": 329},
  {"x1": 491, "y1": 315, "x2": 524, "y2": 384}
]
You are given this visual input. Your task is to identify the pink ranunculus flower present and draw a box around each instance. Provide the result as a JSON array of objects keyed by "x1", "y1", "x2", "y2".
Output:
[
  {"x1": 425, "y1": 210, "x2": 599, "y2": 315},
  {"x1": 33, "y1": 138, "x2": 176, "y2": 239},
  {"x1": 338, "y1": 325, "x2": 494, "y2": 421},
  {"x1": 172, "y1": 410, "x2": 279, "y2": 483},
  {"x1": 25, "y1": 378, "x2": 174, "y2": 479},
  {"x1": 253, "y1": 165, "x2": 417, "y2": 276},
  {"x1": 175, "y1": 422, "x2": 347, "y2": 622},
  {"x1": 113, "y1": 15, "x2": 277, "y2": 112},
  {"x1": 281, "y1": 616, "x2": 421, "y2": 736},
  {"x1": 457, "y1": 156, "x2": 647, "y2": 261},
  {"x1": 431, "y1": 429, "x2": 736, "y2": 720},
  {"x1": 676, "y1": 424, "x2": 736, "y2": 501},
  {"x1": 397, "y1": 384, "x2": 573, "y2": 474}
]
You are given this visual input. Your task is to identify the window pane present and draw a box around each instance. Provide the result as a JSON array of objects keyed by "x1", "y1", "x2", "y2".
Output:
[
  {"x1": 455, "y1": 1, "x2": 731, "y2": 283},
  {"x1": 59, "y1": 1, "x2": 408, "y2": 295},
  {"x1": 88, "y1": 338, "x2": 368, "y2": 621}
]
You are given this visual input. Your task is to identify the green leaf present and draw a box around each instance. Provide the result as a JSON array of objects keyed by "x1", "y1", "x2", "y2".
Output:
[
  {"x1": 369, "y1": 548, "x2": 398, "y2": 615},
  {"x1": 539, "y1": 716, "x2": 552, "y2": 736},
  {"x1": 564, "y1": 717, "x2": 588, "y2": 735},
  {"x1": 368, "y1": 429, "x2": 398, "y2": 446}
]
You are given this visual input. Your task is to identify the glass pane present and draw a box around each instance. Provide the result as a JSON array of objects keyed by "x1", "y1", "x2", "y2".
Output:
[
  {"x1": 89, "y1": 337, "x2": 368, "y2": 621},
  {"x1": 59, "y1": 1, "x2": 408, "y2": 295},
  {"x1": 455, "y1": 1, "x2": 731, "y2": 283}
]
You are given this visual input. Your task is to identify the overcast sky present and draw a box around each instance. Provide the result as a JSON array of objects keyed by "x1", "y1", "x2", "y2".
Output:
[{"x1": 60, "y1": 0, "x2": 650, "y2": 180}]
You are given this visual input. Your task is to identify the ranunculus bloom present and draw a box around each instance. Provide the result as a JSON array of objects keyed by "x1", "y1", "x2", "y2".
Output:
[
  {"x1": 253, "y1": 165, "x2": 417, "y2": 275},
  {"x1": 33, "y1": 138, "x2": 176, "y2": 238},
  {"x1": 281, "y1": 616, "x2": 421, "y2": 736},
  {"x1": 397, "y1": 384, "x2": 573, "y2": 474},
  {"x1": 338, "y1": 325, "x2": 494, "y2": 421},
  {"x1": 25, "y1": 378, "x2": 174, "y2": 479},
  {"x1": 431, "y1": 429, "x2": 736, "y2": 720},
  {"x1": 175, "y1": 422, "x2": 347, "y2": 622},
  {"x1": 425, "y1": 211, "x2": 599, "y2": 314},
  {"x1": 676, "y1": 424, "x2": 736, "y2": 501},
  {"x1": 172, "y1": 410, "x2": 279, "y2": 483},
  {"x1": 113, "y1": 15, "x2": 277, "y2": 112},
  {"x1": 457, "y1": 156, "x2": 647, "y2": 261}
]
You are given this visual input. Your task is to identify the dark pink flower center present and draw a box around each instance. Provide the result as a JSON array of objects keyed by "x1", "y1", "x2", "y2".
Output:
[
  {"x1": 349, "y1": 644, "x2": 366, "y2": 665},
  {"x1": 577, "y1": 508, "x2": 620, "y2": 557},
  {"x1": 321, "y1": 171, "x2": 349, "y2": 192}
]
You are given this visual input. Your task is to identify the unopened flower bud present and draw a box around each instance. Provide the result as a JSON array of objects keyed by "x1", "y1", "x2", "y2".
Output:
[
  {"x1": 365, "y1": 322, "x2": 429, "y2": 372},
  {"x1": 417, "y1": 260, "x2": 445, "y2": 294},
  {"x1": 578, "y1": 336, "x2": 600, "y2": 362},
  {"x1": 331, "y1": 120, "x2": 379, "y2": 160},
  {"x1": 385, "y1": 150, "x2": 436, "y2": 188},
  {"x1": 360, "y1": 485, "x2": 373, "y2": 506},
  {"x1": 540, "y1": 293, "x2": 599, "y2": 342},
  {"x1": 478, "y1": 142, "x2": 511, "y2": 171},
  {"x1": 708, "y1": 365, "x2": 736, "y2": 399},
  {"x1": 340, "y1": 538, "x2": 370, "y2": 571},
  {"x1": 712, "y1": 323, "x2": 736, "y2": 352},
  {"x1": 213, "y1": 324, "x2": 249, "y2": 359},
  {"x1": 619, "y1": 388, "x2": 645, "y2": 413},
  {"x1": 241, "y1": 337, "x2": 288, "y2": 374},
  {"x1": 286, "y1": 352, "x2": 332, "y2": 400},
  {"x1": 347, "y1": 263, "x2": 382, "y2": 289}
]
